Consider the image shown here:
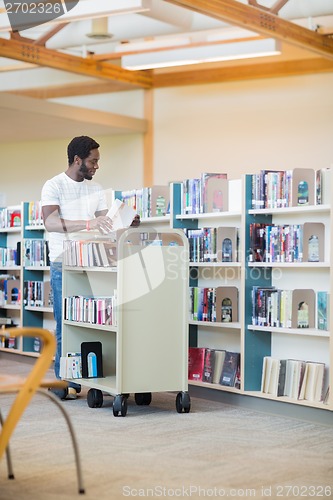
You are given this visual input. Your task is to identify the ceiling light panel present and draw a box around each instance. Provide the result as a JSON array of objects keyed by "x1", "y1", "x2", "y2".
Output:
[{"x1": 122, "y1": 38, "x2": 281, "y2": 70}]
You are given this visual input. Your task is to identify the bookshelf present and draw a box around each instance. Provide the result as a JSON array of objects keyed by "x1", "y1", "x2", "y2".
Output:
[
  {"x1": 171, "y1": 179, "x2": 244, "y2": 394},
  {"x1": 61, "y1": 228, "x2": 191, "y2": 416},
  {"x1": 0, "y1": 201, "x2": 55, "y2": 357},
  {"x1": 0, "y1": 204, "x2": 22, "y2": 352},
  {"x1": 2, "y1": 169, "x2": 332, "y2": 413},
  {"x1": 243, "y1": 170, "x2": 332, "y2": 411}
]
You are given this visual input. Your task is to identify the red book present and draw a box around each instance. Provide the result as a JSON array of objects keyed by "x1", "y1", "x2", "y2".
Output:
[{"x1": 188, "y1": 347, "x2": 206, "y2": 381}]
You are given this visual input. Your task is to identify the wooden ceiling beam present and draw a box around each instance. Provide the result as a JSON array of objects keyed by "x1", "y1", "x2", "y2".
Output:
[
  {"x1": 7, "y1": 56, "x2": 333, "y2": 98},
  {"x1": 153, "y1": 57, "x2": 333, "y2": 87},
  {"x1": 165, "y1": 0, "x2": 333, "y2": 61},
  {"x1": 0, "y1": 36, "x2": 152, "y2": 88},
  {"x1": 8, "y1": 81, "x2": 136, "y2": 98}
]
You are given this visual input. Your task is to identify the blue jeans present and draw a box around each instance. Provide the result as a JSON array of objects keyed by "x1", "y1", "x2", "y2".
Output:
[{"x1": 50, "y1": 261, "x2": 80, "y2": 390}]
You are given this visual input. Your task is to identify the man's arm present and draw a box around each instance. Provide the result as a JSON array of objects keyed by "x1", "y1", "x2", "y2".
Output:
[{"x1": 42, "y1": 205, "x2": 113, "y2": 233}]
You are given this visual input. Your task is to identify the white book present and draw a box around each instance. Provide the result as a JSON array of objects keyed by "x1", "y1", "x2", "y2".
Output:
[{"x1": 107, "y1": 199, "x2": 136, "y2": 231}]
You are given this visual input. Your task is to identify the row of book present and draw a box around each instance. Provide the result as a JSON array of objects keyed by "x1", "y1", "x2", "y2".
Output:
[
  {"x1": 0, "y1": 334, "x2": 18, "y2": 349},
  {"x1": 250, "y1": 167, "x2": 330, "y2": 209},
  {"x1": 63, "y1": 294, "x2": 117, "y2": 326},
  {"x1": 249, "y1": 222, "x2": 324, "y2": 263},
  {"x1": 0, "y1": 207, "x2": 21, "y2": 229},
  {"x1": 23, "y1": 280, "x2": 53, "y2": 307},
  {"x1": 60, "y1": 341, "x2": 104, "y2": 379},
  {"x1": 251, "y1": 287, "x2": 329, "y2": 330},
  {"x1": 261, "y1": 356, "x2": 328, "y2": 403},
  {"x1": 188, "y1": 347, "x2": 240, "y2": 388},
  {"x1": 24, "y1": 239, "x2": 50, "y2": 267},
  {"x1": 120, "y1": 185, "x2": 170, "y2": 218},
  {"x1": 63, "y1": 240, "x2": 117, "y2": 268},
  {"x1": 185, "y1": 226, "x2": 238, "y2": 263},
  {"x1": 26, "y1": 201, "x2": 44, "y2": 226},
  {"x1": 0, "y1": 244, "x2": 20, "y2": 267},
  {"x1": 181, "y1": 173, "x2": 229, "y2": 215},
  {"x1": 189, "y1": 286, "x2": 238, "y2": 323}
]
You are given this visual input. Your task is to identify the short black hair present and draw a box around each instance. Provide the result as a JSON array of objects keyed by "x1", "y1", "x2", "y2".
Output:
[{"x1": 67, "y1": 136, "x2": 100, "y2": 165}]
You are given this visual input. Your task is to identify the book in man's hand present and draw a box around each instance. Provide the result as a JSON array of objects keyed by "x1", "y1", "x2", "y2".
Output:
[{"x1": 106, "y1": 199, "x2": 136, "y2": 231}]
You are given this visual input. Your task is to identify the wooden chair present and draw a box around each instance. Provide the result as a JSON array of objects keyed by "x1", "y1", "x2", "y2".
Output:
[{"x1": 0, "y1": 327, "x2": 85, "y2": 494}]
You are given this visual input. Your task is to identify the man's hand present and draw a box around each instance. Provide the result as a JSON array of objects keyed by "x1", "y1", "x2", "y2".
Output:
[
  {"x1": 131, "y1": 214, "x2": 140, "y2": 227},
  {"x1": 89, "y1": 216, "x2": 113, "y2": 234}
]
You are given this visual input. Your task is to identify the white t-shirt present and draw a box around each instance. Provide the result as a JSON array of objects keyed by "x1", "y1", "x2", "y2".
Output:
[{"x1": 41, "y1": 172, "x2": 108, "y2": 262}]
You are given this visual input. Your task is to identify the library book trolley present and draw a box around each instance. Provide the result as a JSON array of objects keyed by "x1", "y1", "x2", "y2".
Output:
[{"x1": 61, "y1": 228, "x2": 191, "y2": 416}]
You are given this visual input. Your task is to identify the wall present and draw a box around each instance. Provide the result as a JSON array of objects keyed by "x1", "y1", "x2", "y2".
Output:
[
  {"x1": 1, "y1": 72, "x2": 333, "y2": 206},
  {"x1": 153, "y1": 73, "x2": 333, "y2": 185},
  {"x1": 0, "y1": 133, "x2": 144, "y2": 206}
]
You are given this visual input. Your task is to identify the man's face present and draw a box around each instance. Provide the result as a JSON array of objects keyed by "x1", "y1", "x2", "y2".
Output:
[{"x1": 79, "y1": 148, "x2": 100, "y2": 180}]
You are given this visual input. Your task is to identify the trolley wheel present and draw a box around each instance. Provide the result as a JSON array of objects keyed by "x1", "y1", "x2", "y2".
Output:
[
  {"x1": 87, "y1": 388, "x2": 103, "y2": 408},
  {"x1": 134, "y1": 392, "x2": 152, "y2": 406},
  {"x1": 176, "y1": 391, "x2": 191, "y2": 414},
  {"x1": 113, "y1": 394, "x2": 128, "y2": 417}
]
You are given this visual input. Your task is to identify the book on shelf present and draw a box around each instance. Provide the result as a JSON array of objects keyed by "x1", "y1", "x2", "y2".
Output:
[
  {"x1": 120, "y1": 185, "x2": 170, "y2": 218},
  {"x1": 283, "y1": 359, "x2": 307, "y2": 399},
  {"x1": 251, "y1": 170, "x2": 290, "y2": 209},
  {"x1": 27, "y1": 200, "x2": 43, "y2": 226},
  {"x1": 298, "y1": 361, "x2": 325, "y2": 402},
  {"x1": 188, "y1": 347, "x2": 206, "y2": 381},
  {"x1": 64, "y1": 240, "x2": 117, "y2": 267},
  {"x1": 96, "y1": 241, "x2": 118, "y2": 267},
  {"x1": 212, "y1": 350, "x2": 226, "y2": 384},
  {"x1": 189, "y1": 347, "x2": 229, "y2": 385},
  {"x1": 317, "y1": 291, "x2": 329, "y2": 331},
  {"x1": 323, "y1": 385, "x2": 330, "y2": 405},
  {"x1": 315, "y1": 167, "x2": 331, "y2": 205},
  {"x1": 202, "y1": 348, "x2": 215, "y2": 383},
  {"x1": 60, "y1": 352, "x2": 82, "y2": 379},
  {"x1": 219, "y1": 351, "x2": 240, "y2": 387},
  {"x1": 261, "y1": 357, "x2": 287, "y2": 397},
  {"x1": 181, "y1": 172, "x2": 228, "y2": 214}
]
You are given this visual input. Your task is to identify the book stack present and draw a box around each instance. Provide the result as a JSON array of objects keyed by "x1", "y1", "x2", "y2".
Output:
[
  {"x1": 186, "y1": 226, "x2": 238, "y2": 263},
  {"x1": 181, "y1": 173, "x2": 228, "y2": 215},
  {"x1": 188, "y1": 347, "x2": 240, "y2": 388},
  {"x1": 189, "y1": 286, "x2": 238, "y2": 323},
  {"x1": 27, "y1": 200, "x2": 43, "y2": 226},
  {"x1": 251, "y1": 287, "x2": 317, "y2": 329},
  {"x1": 63, "y1": 240, "x2": 118, "y2": 267},
  {"x1": 121, "y1": 185, "x2": 170, "y2": 218},
  {"x1": 261, "y1": 356, "x2": 326, "y2": 402},
  {"x1": 60, "y1": 352, "x2": 82, "y2": 379},
  {"x1": 24, "y1": 239, "x2": 50, "y2": 267},
  {"x1": 251, "y1": 168, "x2": 317, "y2": 210},
  {"x1": 248, "y1": 221, "x2": 325, "y2": 263},
  {"x1": 64, "y1": 294, "x2": 117, "y2": 326}
]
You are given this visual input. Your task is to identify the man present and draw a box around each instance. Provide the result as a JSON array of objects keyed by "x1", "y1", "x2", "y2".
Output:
[{"x1": 41, "y1": 135, "x2": 138, "y2": 399}]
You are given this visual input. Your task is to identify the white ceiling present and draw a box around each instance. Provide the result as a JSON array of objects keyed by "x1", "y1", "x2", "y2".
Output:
[{"x1": 0, "y1": 0, "x2": 332, "y2": 142}]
